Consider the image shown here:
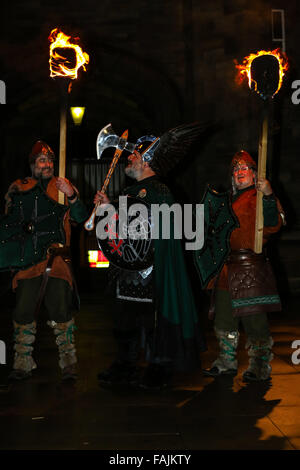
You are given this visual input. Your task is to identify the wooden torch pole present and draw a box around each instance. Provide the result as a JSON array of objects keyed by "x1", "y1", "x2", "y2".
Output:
[
  {"x1": 58, "y1": 82, "x2": 69, "y2": 204},
  {"x1": 254, "y1": 105, "x2": 269, "y2": 253}
]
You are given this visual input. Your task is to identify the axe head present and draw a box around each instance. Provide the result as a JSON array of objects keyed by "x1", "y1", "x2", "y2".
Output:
[{"x1": 96, "y1": 123, "x2": 135, "y2": 160}]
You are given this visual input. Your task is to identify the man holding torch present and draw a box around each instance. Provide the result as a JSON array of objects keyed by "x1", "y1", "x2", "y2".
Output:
[
  {"x1": 5, "y1": 140, "x2": 87, "y2": 381},
  {"x1": 203, "y1": 150, "x2": 284, "y2": 382}
]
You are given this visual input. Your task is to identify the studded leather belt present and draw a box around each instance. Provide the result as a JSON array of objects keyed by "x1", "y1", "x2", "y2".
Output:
[{"x1": 227, "y1": 249, "x2": 265, "y2": 265}]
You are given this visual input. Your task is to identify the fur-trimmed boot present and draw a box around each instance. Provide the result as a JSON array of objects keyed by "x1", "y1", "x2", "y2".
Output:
[
  {"x1": 243, "y1": 337, "x2": 274, "y2": 382},
  {"x1": 203, "y1": 329, "x2": 239, "y2": 377},
  {"x1": 9, "y1": 321, "x2": 37, "y2": 381},
  {"x1": 49, "y1": 319, "x2": 78, "y2": 381}
]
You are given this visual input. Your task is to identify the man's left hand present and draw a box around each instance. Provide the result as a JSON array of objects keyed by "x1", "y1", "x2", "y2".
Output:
[
  {"x1": 56, "y1": 177, "x2": 75, "y2": 197},
  {"x1": 256, "y1": 178, "x2": 273, "y2": 196}
]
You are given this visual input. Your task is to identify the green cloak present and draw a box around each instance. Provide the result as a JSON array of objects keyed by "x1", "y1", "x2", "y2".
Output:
[{"x1": 123, "y1": 176, "x2": 206, "y2": 370}]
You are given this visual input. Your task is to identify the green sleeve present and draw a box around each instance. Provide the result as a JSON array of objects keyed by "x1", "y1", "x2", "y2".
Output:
[
  {"x1": 263, "y1": 195, "x2": 279, "y2": 227},
  {"x1": 69, "y1": 198, "x2": 88, "y2": 223}
]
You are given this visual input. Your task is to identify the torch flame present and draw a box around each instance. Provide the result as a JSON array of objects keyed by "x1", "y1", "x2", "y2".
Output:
[
  {"x1": 235, "y1": 48, "x2": 288, "y2": 97},
  {"x1": 49, "y1": 28, "x2": 89, "y2": 80}
]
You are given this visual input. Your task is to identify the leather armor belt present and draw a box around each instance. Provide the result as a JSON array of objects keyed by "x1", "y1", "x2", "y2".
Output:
[
  {"x1": 226, "y1": 249, "x2": 281, "y2": 317},
  {"x1": 33, "y1": 246, "x2": 76, "y2": 317},
  {"x1": 227, "y1": 249, "x2": 265, "y2": 265},
  {"x1": 47, "y1": 246, "x2": 71, "y2": 261}
]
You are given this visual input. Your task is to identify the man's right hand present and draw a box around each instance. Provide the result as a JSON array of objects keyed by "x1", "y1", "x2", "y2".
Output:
[{"x1": 94, "y1": 191, "x2": 110, "y2": 205}]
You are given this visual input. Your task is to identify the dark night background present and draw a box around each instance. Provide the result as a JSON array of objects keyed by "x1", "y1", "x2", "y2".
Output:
[
  {"x1": 0, "y1": 0, "x2": 299, "y2": 299},
  {"x1": 1, "y1": 0, "x2": 300, "y2": 454}
]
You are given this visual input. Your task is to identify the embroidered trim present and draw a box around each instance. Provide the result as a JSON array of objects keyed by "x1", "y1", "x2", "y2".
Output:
[
  {"x1": 116, "y1": 282, "x2": 153, "y2": 303},
  {"x1": 232, "y1": 295, "x2": 280, "y2": 308}
]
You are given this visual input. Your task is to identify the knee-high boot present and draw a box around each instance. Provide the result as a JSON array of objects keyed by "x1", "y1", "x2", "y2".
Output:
[
  {"x1": 49, "y1": 319, "x2": 77, "y2": 380},
  {"x1": 203, "y1": 329, "x2": 239, "y2": 377},
  {"x1": 9, "y1": 321, "x2": 37, "y2": 380},
  {"x1": 243, "y1": 337, "x2": 274, "y2": 382}
]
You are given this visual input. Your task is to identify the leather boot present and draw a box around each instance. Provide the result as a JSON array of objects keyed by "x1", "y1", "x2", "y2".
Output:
[
  {"x1": 203, "y1": 329, "x2": 239, "y2": 377},
  {"x1": 49, "y1": 319, "x2": 78, "y2": 381},
  {"x1": 98, "y1": 328, "x2": 140, "y2": 385},
  {"x1": 243, "y1": 337, "x2": 274, "y2": 382},
  {"x1": 9, "y1": 321, "x2": 37, "y2": 381}
]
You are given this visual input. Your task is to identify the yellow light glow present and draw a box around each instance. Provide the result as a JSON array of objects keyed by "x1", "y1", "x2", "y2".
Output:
[
  {"x1": 70, "y1": 107, "x2": 85, "y2": 125},
  {"x1": 88, "y1": 250, "x2": 98, "y2": 263},
  {"x1": 88, "y1": 250, "x2": 109, "y2": 268}
]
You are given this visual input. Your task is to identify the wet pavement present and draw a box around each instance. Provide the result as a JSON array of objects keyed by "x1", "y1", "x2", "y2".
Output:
[{"x1": 0, "y1": 284, "x2": 300, "y2": 452}]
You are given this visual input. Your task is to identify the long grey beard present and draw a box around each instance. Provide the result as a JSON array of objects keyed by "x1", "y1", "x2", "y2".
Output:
[{"x1": 124, "y1": 166, "x2": 138, "y2": 179}]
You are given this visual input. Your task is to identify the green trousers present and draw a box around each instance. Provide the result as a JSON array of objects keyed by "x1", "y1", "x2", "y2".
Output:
[
  {"x1": 214, "y1": 289, "x2": 270, "y2": 339},
  {"x1": 13, "y1": 276, "x2": 73, "y2": 325}
]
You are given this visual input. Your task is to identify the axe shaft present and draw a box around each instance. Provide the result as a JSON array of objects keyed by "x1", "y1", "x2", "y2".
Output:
[
  {"x1": 84, "y1": 151, "x2": 122, "y2": 231},
  {"x1": 101, "y1": 148, "x2": 123, "y2": 193}
]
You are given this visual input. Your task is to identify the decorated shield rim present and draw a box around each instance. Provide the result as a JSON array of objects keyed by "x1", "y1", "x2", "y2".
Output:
[
  {"x1": 0, "y1": 181, "x2": 69, "y2": 271},
  {"x1": 193, "y1": 184, "x2": 239, "y2": 288},
  {"x1": 95, "y1": 195, "x2": 154, "y2": 272}
]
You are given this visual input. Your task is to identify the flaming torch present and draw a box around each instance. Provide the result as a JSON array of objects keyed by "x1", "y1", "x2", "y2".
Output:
[
  {"x1": 49, "y1": 28, "x2": 89, "y2": 203},
  {"x1": 235, "y1": 48, "x2": 288, "y2": 253}
]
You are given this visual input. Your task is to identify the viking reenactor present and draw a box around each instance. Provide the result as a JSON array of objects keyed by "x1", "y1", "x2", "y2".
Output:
[
  {"x1": 201, "y1": 150, "x2": 284, "y2": 381},
  {"x1": 94, "y1": 123, "x2": 207, "y2": 389},
  {"x1": 3, "y1": 141, "x2": 88, "y2": 381}
]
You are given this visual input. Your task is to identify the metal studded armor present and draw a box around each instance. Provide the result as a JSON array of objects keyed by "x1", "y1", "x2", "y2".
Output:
[{"x1": 0, "y1": 181, "x2": 68, "y2": 271}]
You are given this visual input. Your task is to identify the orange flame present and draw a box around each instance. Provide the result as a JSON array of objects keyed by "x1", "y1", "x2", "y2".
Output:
[
  {"x1": 49, "y1": 28, "x2": 89, "y2": 80},
  {"x1": 235, "y1": 48, "x2": 288, "y2": 97}
]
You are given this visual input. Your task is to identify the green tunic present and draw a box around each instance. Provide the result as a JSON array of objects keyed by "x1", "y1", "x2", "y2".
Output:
[{"x1": 123, "y1": 176, "x2": 206, "y2": 371}]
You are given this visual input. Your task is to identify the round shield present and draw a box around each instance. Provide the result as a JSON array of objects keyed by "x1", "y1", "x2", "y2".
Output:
[
  {"x1": 0, "y1": 182, "x2": 68, "y2": 271},
  {"x1": 95, "y1": 196, "x2": 154, "y2": 271},
  {"x1": 193, "y1": 186, "x2": 239, "y2": 288}
]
